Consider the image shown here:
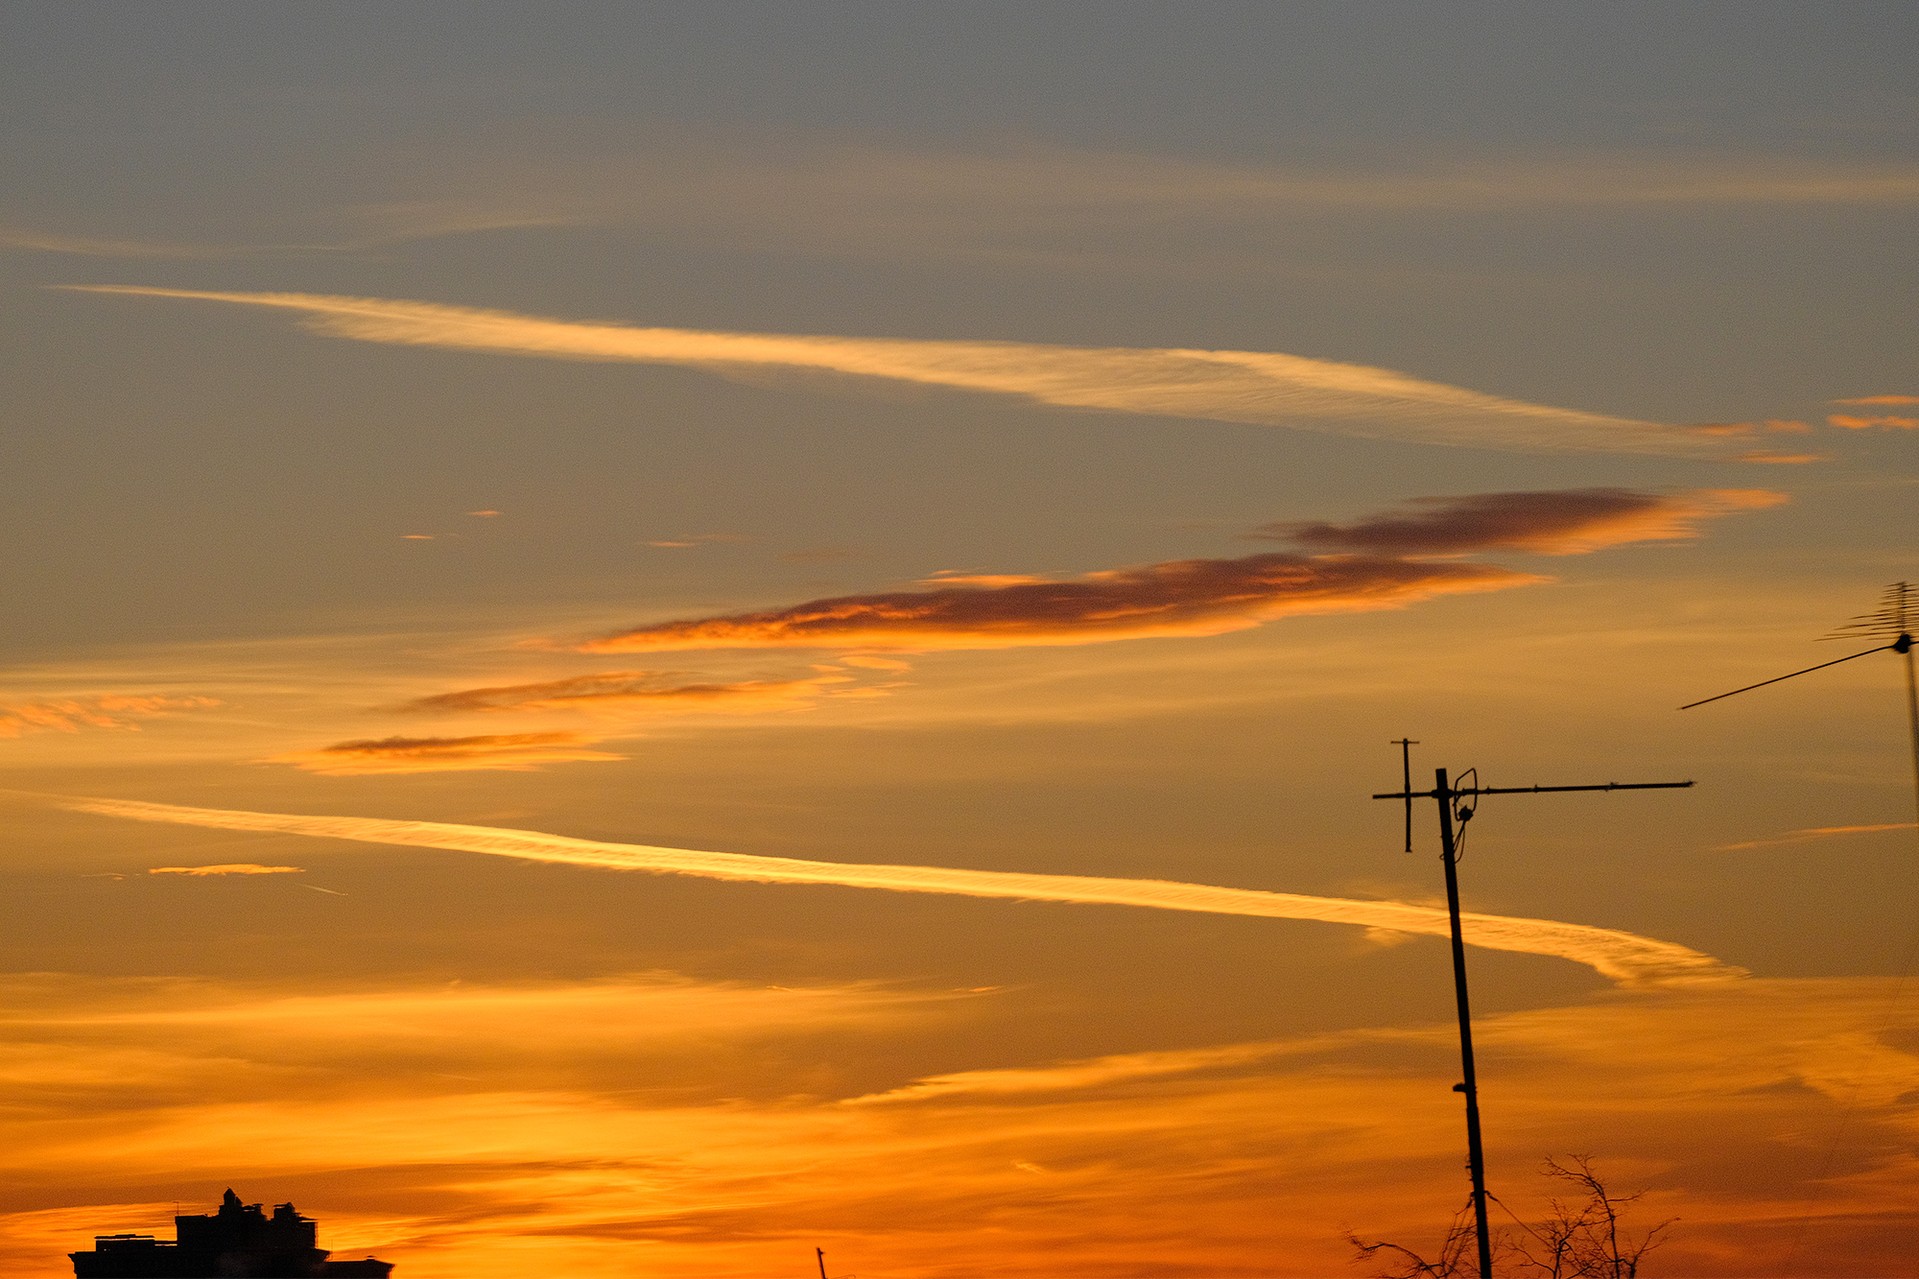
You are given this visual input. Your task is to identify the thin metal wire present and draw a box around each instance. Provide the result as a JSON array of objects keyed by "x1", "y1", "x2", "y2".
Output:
[{"x1": 1678, "y1": 644, "x2": 1893, "y2": 710}]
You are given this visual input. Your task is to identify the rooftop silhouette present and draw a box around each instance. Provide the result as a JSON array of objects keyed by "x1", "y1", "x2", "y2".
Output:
[{"x1": 70, "y1": 1189, "x2": 392, "y2": 1278}]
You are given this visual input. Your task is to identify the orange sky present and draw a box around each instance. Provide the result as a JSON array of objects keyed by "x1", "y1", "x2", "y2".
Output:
[{"x1": 2, "y1": 5, "x2": 1918, "y2": 1277}]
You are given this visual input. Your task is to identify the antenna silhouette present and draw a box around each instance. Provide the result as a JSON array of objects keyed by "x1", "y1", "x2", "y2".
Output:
[
  {"x1": 1373, "y1": 746, "x2": 1693, "y2": 1279},
  {"x1": 1681, "y1": 581, "x2": 1919, "y2": 830},
  {"x1": 1393, "y1": 738, "x2": 1419, "y2": 852}
]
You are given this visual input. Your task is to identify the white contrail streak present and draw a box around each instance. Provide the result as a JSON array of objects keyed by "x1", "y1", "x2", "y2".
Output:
[
  {"x1": 54, "y1": 795, "x2": 1737, "y2": 987},
  {"x1": 62, "y1": 286, "x2": 1725, "y2": 457}
]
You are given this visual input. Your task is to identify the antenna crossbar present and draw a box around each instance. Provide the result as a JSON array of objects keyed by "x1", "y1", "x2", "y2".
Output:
[{"x1": 1372, "y1": 780, "x2": 1692, "y2": 800}]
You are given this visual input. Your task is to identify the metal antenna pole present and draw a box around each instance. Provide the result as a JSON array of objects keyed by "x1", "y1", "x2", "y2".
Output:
[
  {"x1": 1892, "y1": 583, "x2": 1919, "y2": 833},
  {"x1": 1374, "y1": 755, "x2": 1693, "y2": 1279},
  {"x1": 1901, "y1": 630, "x2": 1919, "y2": 833},
  {"x1": 816, "y1": 1246, "x2": 828, "y2": 1279},
  {"x1": 1434, "y1": 766, "x2": 1493, "y2": 1279}
]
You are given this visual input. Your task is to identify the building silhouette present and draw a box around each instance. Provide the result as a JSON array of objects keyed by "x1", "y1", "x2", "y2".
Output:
[{"x1": 70, "y1": 1189, "x2": 392, "y2": 1278}]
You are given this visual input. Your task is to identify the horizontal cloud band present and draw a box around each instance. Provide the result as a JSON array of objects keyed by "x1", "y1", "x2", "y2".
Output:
[
  {"x1": 56, "y1": 796, "x2": 1737, "y2": 988},
  {"x1": 575, "y1": 553, "x2": 1535, "y2": 653},
  {"x1": 567, "y1": 485, "x2": 1784, "y2": 653},
  {"x1": 66, "y1": 286, "x2": 1728, "y2": 456}
]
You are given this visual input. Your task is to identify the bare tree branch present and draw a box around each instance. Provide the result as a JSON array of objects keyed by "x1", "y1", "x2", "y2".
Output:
[{"x1": 1351, "y1": 1157, "x2": 1673, "y2": 1279}]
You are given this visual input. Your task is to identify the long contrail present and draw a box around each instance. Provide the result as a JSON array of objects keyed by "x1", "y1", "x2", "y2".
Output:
[
  {"x1": 54, "y1": 795, "x2": 1737, "y2": 987},
  {"x1": 61, "y1": 286, "x2": 1727, "y2": 457}
]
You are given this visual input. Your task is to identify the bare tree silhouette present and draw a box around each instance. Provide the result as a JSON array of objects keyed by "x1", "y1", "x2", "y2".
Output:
[{"x1": 1349, "y1": 1157, "x2": 1672, "y2": 1279}]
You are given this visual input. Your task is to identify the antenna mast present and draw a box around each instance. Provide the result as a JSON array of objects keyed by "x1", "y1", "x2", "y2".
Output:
[{"x1": 1373, "y1": 750, "x2": 1693, "y2": 1279}]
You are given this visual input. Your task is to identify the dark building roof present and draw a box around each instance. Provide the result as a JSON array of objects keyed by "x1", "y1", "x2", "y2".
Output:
[{"x1": 70, "y1": 1189, "x2": 393, "y2": 1278}]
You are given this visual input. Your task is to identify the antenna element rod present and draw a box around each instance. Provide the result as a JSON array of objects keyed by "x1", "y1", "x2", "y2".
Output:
[
  {"x1": 1393, "y1": 738, "x2": 1418, "y2": 853},
  {"x1": 1678, "y1": 644, "x2": 1893, "y2": 710},
  {"x1": 1373, "y1": 781, "x2": 1692, "y2": 800}
]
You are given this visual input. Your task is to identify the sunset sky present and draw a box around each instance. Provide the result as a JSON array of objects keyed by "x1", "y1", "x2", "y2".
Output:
[{"x1": 3, "y1": 4, "x2": 1918, "y2": 1276}]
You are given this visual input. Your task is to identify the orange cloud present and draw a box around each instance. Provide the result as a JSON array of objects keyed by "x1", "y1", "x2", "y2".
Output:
[
  {"x1": 65, "y1": 287, "x2": 1731, "y2": 457},
  {"x1": 1261, "y1": 488, "x2": 1787, "y2": 557},
  {"x1": 147, "y1": 864, "x2": 305, "y2": 877},
  {"x1": 1832, "y1": 394, "x2": 1919, "y2": 406},
  {"x1": 269, "y1": 732, "x2": 622, "y2": 775},
  {"x1": 1688, "y1": 419, "x2": 1811, "y2": 437},
  {"x1": 564, "y1": 488, "x2": 1787, "y2": 655},
  {"x1": 1739, "y1": 449, "x2": 1825, "y2": 465},
  {"x1": 392, "y1": 671, "x2": 848, "y2": 715},
  {"x1": 916, "y1": 570, "x2": 1053, "y2": 588},
  {"x1": 0, "y1": 693, "x2": 218, "y2": 739},
  {"x1": 57, "y1": 796, "x2": 1736, "y2": 987},
  {"x1": 571, "y1": 554, "x2": 1535, "y2": 654},
  {"x1": 839, "y1": 655, "x2": 913, "y2": 672},
  {"x1": 1, "y1": 974, "x2": 1913, "y2": 1279},
  {"x1": 1828, "y1": 413, "x2": 1919, "y2": 430}
]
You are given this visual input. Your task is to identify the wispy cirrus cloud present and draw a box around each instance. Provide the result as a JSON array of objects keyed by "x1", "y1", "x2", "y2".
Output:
[
  {"x1": 1827, "y1": 393, "x2": 1919, "y2": 429},
  {"x1": 392, "y1": 670, "x2": 853, "y2": 716},
  {"x1": 1704, "y1": 419, "x2": 1814, "y2": 434},
  {"x1": 269, "y1": 732, "x2": 622, "y2": 775},
  {"x1": 0, "y1": 693, "x2": 219, "y2": 740},
  {"x1": 1258, "y1": 487, "x2": 1787, "y2": 557},
  {"x1": 147, "y1": 863, "x2": 305, "y2": 877},
  {"x1": 63, "y1": 286, "x2": 1729, "y2": 456},
  {"x1": 570, "y1": 553, "x2": 1535, "y2": 655},
  {"x1": 1738, "y1": 449, "x2": 1826, "y2": 465},
  {"x1": 386, "y1": 141, "x2": 1919, "y2": 269},
  {"x1": 1715, "y1": 822, "x2": 1917, "y2": 853},
  {"x1": 0, "y1": 226, "x2": 243, "y2": 259},
  {"x1": 3, "y1": 200, "x2": 574, "y2": 261},
  {"x1": 52, "y1": 796, "x2": 1736, "y2": 987},
  {"x1": 1678, "y1": 421, "x2": 1824, "y2": 465},
  {"x1": 1828, "y1": 413, "x2": 1919, "y2": 430},
  {"x1": 645, "y1": 532, "x2": 748, "y2": 549},
  {"x1": 849, "y1": 1039, "x2": 1289, "y2": 1107},
  {"x1": 0, "y1": 970, "x2": 910, "y2": 1050}
]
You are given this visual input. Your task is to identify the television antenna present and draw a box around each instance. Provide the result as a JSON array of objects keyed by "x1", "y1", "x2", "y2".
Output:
[
  {"x1": 1680, "y1": 581, "x2": 1919, "y2": 831},
  {"x1": 1373, "y1": 748, "x2": 1693, "y2": 1279}
]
